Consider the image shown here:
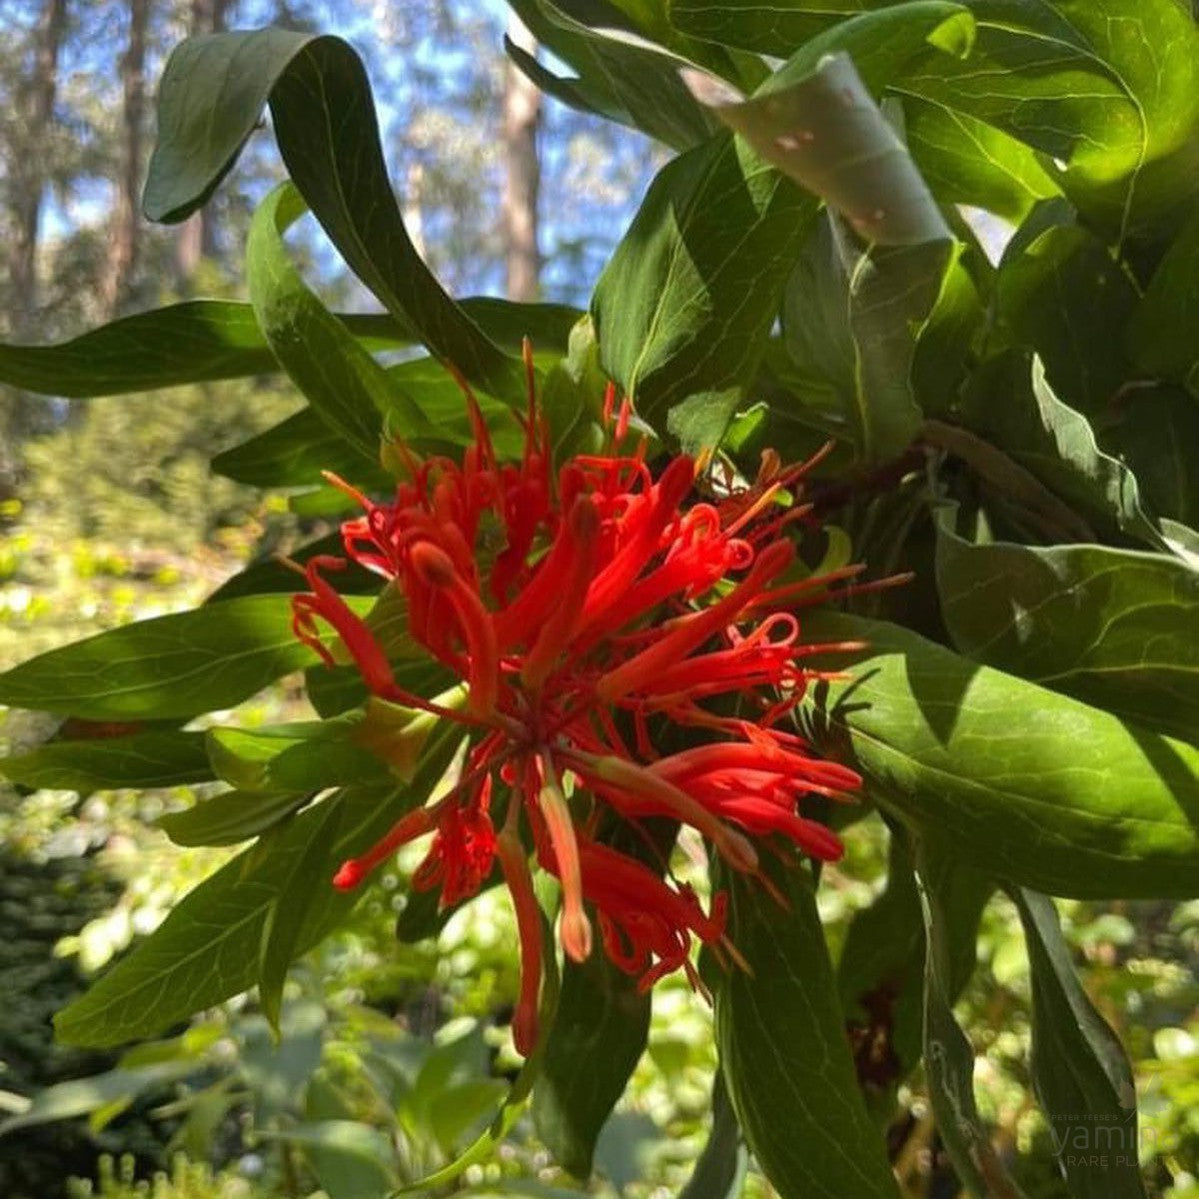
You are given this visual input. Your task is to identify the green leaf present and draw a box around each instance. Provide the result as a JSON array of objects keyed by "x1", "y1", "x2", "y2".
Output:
[
  {"x1": 259, "y1": 799, "x2": 346, "y2": 1032},
  {"x1": 688, "y1": 12, "x2": 966, "y2": 245},
  {"x1": 505, "y1": 0, "x2": 721, "y2": 150},
  {"x1": 55, "y1": 751, "x2": 455, "y2": 1048},
  {"x1": 427, "y1": 1079, "x2": 512, "y2": 1156},
  {"x1": 1099, "y1": 384, "x2": 1199, "y2": 529},
  {"x1": 248, "y1": 183, "x2": 434, "y2": 462},
  {"x1": 144, "y1": 30, "x2": 523, "y2": 400},
  {"x1": 903, "y1": 97, "x2": 1059, "y2": 223},
  {"x1": 936, "y1": 509, "x2": 1199, "y2": 742},
  {"x1": 537, "y1": 316, "x2": 617, "y2": 461},
  {"x1": 395, "y1": 931, "x2": 560, "y2": 1197},
  {"x1": 0, "y1": 730, "x2": 211, "y2": 791},
  {"x1": 836, "y1": 826, "x2": 926, "y2": 1115},
  {"x1": 1127, "y1": 207, "x2": 1199, "y2": 398},
  {"x1": 447, "y1": 298, "x2": 583, "y2": 358},
  {"x1": 257, "y1": 1122, "x2": 398, "y2": 1199},
  {"x1": 801, "y1": 609, "x2": 1199, "y2": 899},
  {"x1": 914, "y1": 839, "x2": 1021, "y2": 1198},
  {"x1": 903, "y1": 0, "x2": 1199, "y2": 238},
  {"x1": 0, "y1": 594, "x2": 377, "y2": 720},
  {"x1": 956, "y1": 353, "x2": 1162, "y2": 547},
  {"x1": 208, "y1": 713, "x2": 403, "y2": 794},
  {"x1": 574, "y1": 0, "x2": 763, "y2": 84},
  {"x1": 910, "y1": 243, "x2": 985, "y2": 413},
  {"x1": 670, "y1": 0, "x2": 864, "y2": 56},
  {"x1": 0, "y1": 295, "x2": 579, "y2": 400},
  {"x1": 157, "y1": 790, "x2": 312, "y2": 848},
  {"x1": 212, "y1": 408, "x2": 386, "y2": 489},
  {"x1": 205, "y1": 533, "x2": 382, "y2": 603},
  {"x1": 382, "y1": 356, "x2": 526, "y2": 458},
  {"x1": 991, "y1": 215, "x2": 1138, "y2": 417},
  {"x1": 592, "y1": 131, "x2": 816, "y2": 435},
  {"x1": 782, "y1": 214, "x2": 956, "y2": 462},
  {"x1": 715, "y1": 859, "x2": 901, "y2": 1199},
  {"x1": 1010, "y1": 889, "x2": 1148, "y2": 1199},
  {"x1": 0, "y1": 1062, "x2": 200, "y2": 1138},
  {"x1": 0, "y1": 301, "x2": 409, "y2": 398},
  {"x1": 678, "y1": 1072, "x2": 748, "y2": 1199},
  {"x1": 533, "y1": 945, "x2": 651, "y2": 1179},
  {"x1": 214, "y1": 348, "x2": 537, "y2": 495}
]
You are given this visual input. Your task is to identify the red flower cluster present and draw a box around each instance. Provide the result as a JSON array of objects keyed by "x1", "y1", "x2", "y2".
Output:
[{"x1": 292, "y1": 355, "x2": 863, "y2": 1053}]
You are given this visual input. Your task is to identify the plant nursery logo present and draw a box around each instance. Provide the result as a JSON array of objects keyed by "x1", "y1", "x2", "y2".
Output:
[{"x1": 1047, "y1": 1074, "x2": 1168, "y2": 1171}]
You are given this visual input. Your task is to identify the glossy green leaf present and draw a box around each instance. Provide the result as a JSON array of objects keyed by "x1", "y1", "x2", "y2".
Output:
[
  {"x1": 533, "y1": 944, "x2": 652, "y2": 1179},
  {"x1": 447, "y1": 298, "x2": 582, "y2": 358},
  {"x1": 1010, "y1": 889, "x2": 1148, "y2": 1199},
  {"x1": 537, "y1": 315, "x2": 619, "y2": 461},
  {"x1": 0, "y1": 292, "x2": 575, "y2": 402},
  {"x1": 0, "y1": 301, "x2": 409, "y2": 398},
  {"x1": 687, "y1": 11, "x2": 966, "y2": 245},
  {"x1": 144, "y1": 30, "x2": 523, "y2": 400},
  {"x1": 1127, "y1": 207, "x2": 1199, "y2": 398},
  {"x1": 0, "y1": 594, "x2": 375, "y2": 720},
  {"x1": 914, "y1": 839, "x2": 1020, "y2": 1198},
  {"x1": 212, "y1": 407, "x2": 386, "y2": 489},
  {"x1": 207, "y1": 715, "x2": 396, "y2": 794},
  {"x1": 205, "y1": 534, "x2": 382, "y2": 603},
  {"x1": 505, "y1": 0, "x2": 720, "y2": 150},
  {"x1": 56, "y1": 743, "x2": 456, "y2": 1048},
  {"x1": 675, "y1": 0, "x2": 1199, "y2": 235},
  {"x1": 248, "y1": 183, "x2": 433, "y2": 462},
  {"x1": 592, "y1": 131, "x2": 815, "y2": 436},
  {"x1": 910, "y1": 243, "x2": 985, "y2": 412},
  {"x1": 1100, "y1": 384, "x2": 1199, "y2": 529},
  {"x1": 904, "y1": 0, "x2": 1199, "y2": 237},
  {"x1": 715, "y1": 859, "x2": 901, "y2": 1199},
  {"x1": 157, "y1": 790, "x2": 311, "y2": 848},
  {"x1": 904, "y1": 97, "x2": 1059, "y2": 222},
  {"x1": 504, "y1": 32, "x2": 620, "y2": 125},
  {"x1": 936, "y1": 509, "x2": 1199, "y2": 742},
  {"x1": 568, "y1": 0, "x2": 764, "y2": 83},
  {"x1": 259, "y1": 799, "x2": 346, "y2": 1032},
  {"x1": 782, "y1": 214, "x2": 956, "y2": 462},
  {"x1": 801, "y1": 609, "x2": 1199, "y2": 899},
  {"x1": 383, "y1": 356, "x2": 526, "y2": 457},
  {"x1": 0, "y1": 730, "x2": 211, "y2": 791},
  {"x1": 678, "y1": 1073, "x2": 747, "y2": 1199},
  {"x1": 992, "y1": 215, "x2": 1138, "y2": 417},
  {"x1": 957, "y1": 353, "x2": 1162, "y2": 546},
  {"x1": 670, "y1": 0, "x2": 867, "y2": 56},
  {"x1": 216, "y1": 350, "x2": 534, "y2": 493}
]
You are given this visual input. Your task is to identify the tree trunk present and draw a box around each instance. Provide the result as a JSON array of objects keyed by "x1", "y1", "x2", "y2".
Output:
[
  {"x1": 100, "y1": 0, "x2": 152, "y2": 318},
  {"x1": 0, "y1": 0, "x2": 68, "y2": 497},
  {"x1": 502, "y1": 15, "x2": 541, "y2": 302},
  {"x1": 6, "y1": 0, "x2": 69, "y2": 337},
  {"x1": 174, "y1": 0, "x2": 233, "y2": 285}
]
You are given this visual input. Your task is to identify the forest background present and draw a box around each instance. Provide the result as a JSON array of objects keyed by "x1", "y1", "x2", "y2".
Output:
[{"x1": 0, "y1": 1, "x2": 1195, "y2": 1198}]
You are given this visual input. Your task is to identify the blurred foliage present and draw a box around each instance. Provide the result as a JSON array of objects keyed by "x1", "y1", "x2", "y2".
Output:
[
  {"x1": 69, "y1": 1155, "x2": 264, "y2": 1199},
  {"x1": 20, "y1": 380, "x2": 297, "y2": 550},
  {"x1": 0, "y1": 844, "x2": 129, "y2": 1198}
]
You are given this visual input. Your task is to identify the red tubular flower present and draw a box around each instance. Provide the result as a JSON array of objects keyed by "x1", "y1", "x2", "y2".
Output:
[
  {"x1": 539, "y1": 834, "x2": 726, "y2": 993},
  {"x1": 293, "y1": 344, "x2": 866, "y2": 1051}
]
